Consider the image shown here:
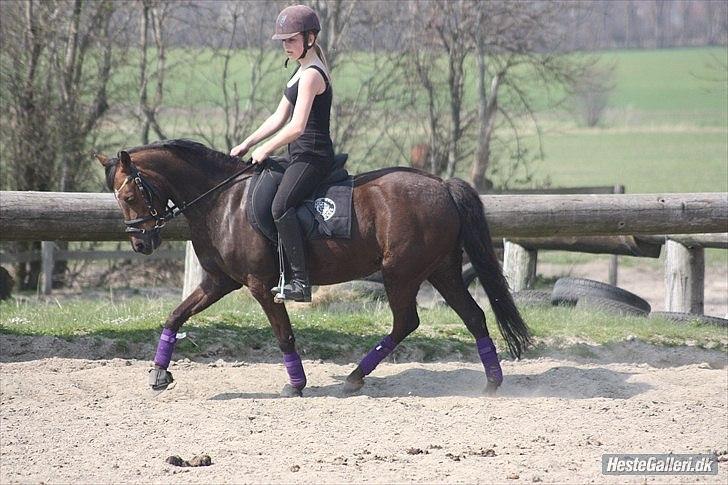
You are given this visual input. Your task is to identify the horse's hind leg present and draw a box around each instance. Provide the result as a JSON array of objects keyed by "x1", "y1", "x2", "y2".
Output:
[
  {"x1": 427, "y1": 253, "x2": 504, "y2": 395},
  {"x1": 344, "y1": 276, "x2": 421, "y2": 393}
]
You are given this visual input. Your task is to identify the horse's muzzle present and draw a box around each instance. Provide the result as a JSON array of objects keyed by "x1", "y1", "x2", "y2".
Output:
[{"x1": 131, "y1": 230, "x2": 161, "y2": 255}]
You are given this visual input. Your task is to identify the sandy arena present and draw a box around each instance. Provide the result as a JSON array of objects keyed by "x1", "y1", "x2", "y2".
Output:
[{"x1": 1, "y1": 336, "x2": 726, "y2": 484}]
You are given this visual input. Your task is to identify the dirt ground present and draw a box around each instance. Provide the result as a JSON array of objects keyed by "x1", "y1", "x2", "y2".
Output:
[
  {"x1": 1, "y1": 258, "x2": 726, "y2": 483},
  {"x1": 1, "y1": 336, "x2": 727, "y2": 484}
]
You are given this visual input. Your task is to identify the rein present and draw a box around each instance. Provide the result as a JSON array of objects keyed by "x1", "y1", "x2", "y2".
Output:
[{"x1": 120, "y1": 158, "x2": 256, "y2": 235}]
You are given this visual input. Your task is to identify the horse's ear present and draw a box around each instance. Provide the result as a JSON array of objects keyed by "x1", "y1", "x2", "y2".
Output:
[
  {"x1": 118, "y1": 151, "x2": 132, "y2": 171},
  {"x1": 93, "y1": 152, "x2": 111, "y2": 167}
]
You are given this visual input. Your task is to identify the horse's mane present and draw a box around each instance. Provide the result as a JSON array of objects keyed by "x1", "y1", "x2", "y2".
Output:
[{"x1": 104, "y1": 139, "x2": 239, "y2": 190}]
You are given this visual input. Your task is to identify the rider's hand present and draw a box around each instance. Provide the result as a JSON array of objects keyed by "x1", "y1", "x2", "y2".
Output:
[
  {"x1": 230, "y1": 141, "x2": 250, "y2": 157},
  {"x1": 251, "y1": 146, "x2": 270, "y2": 165}
]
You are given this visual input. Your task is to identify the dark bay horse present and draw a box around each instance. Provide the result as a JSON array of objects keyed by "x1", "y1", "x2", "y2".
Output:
[{"x1": 97, "y1": 139, "x2": 530, "y2": 396}]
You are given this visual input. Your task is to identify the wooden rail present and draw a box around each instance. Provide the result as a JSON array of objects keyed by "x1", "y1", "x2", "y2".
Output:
[
  {"x1": 500, "y1": 233, "x2": 727, "y2": 314},
  {"x1": 2, "y1": 190, "x2": 726, "y2": 311},
  {"x1": 0, "y1": 249, "x2": 185, "y2": 264},
  {"x1": 1, "y1": 191, "x2": 726, "y2": 240}
]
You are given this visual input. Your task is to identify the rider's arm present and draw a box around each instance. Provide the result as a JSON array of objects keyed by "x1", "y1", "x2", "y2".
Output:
[
  {"x1": 257, "y1": 69, "x2": 324, "y2": 155},
  {"x1": 241, "y1": 96, "x2": 292, "y2": 147}
]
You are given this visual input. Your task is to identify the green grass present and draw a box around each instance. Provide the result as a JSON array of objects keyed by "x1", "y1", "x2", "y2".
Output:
[
  {"x1": 127, "y1": 47, "x2": 726, "y2": 119},
  {"x1": 95, "y1": 46, "x2": 727, "y2": 194},
  {"x1": 524, "y1": 130, "x2": 728, "y2": 193},
  {"x1": 602, "y1": 47, "x2": 727, "y2": 118},
  {"x1": 2, "y1": 293, "x2": 725, "y2": 362}
]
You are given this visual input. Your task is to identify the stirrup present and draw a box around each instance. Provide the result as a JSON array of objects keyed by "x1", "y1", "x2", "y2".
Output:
[
  {"x1": 273, "y1": 280, "x2": 311, "y2": 303},
  {"x1": 272, "y1": 265, "x2": 287, "y2": 303}
]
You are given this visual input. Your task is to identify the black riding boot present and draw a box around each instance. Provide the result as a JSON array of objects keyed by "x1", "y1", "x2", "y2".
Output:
[{"x1": 272, "y1": 208, "x2": 311, "y2": 302}]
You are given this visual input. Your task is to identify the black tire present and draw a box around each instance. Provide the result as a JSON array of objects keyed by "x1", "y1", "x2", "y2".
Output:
[
  {"x1": 361, "y1": 271, "x2": 384, "y2": 284},
  {"x1": 513, "y1": 289, "x2": 552, "y2": 308},
  {"x1": 551, "y1": 277, "x2": 651, "y2": 313},
  {"x1": 0, "y1": 266, "x2": 13, "y2": 301},
  {"x1": 649, "y1": 311, "x2": 728, "y2": 327},
  {"x1": 576, "y1": 296, "x2": 648, "y2": 317},
  {"x1": 462, "y1": 263, "x2": 477, "y2": 287}
]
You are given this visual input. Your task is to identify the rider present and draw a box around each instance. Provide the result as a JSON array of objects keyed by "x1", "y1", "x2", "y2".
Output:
[{"x1": 230, "y1": 5, "x2": 334, "y2": 303}]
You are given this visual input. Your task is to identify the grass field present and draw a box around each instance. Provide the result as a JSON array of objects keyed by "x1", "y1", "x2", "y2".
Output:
[
  {"x1": 1, "y1": 293, "x2": 725, "y2": 362},
  {"x1": 97, "y1": 47, "x2": 727, "y2": 194}
]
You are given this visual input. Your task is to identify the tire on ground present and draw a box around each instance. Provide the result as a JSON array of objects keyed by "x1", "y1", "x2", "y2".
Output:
[
  {"x1": 462, "y1": 263, "x2": 477, "y2": 287},
  {"x1": 0, "y1": 267, "x2": 13, "y2": 301},
  {"x1": 649, "y1": 311, "x2": 728, "y2": 327},
  {"x1": 513, "y1": 289, "x2": 552, "y2": 308},
  {"x1": 576, "y1": 296, "x2": 648, "y2": 317},
  {"x1": 551, "y1": 277, "x2": 651, "y2": 313}
]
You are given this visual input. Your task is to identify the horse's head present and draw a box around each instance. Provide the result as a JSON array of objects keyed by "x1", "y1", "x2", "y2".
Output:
[{"x1": 96, "y1": 150, "x2": 169, "y2": 255}]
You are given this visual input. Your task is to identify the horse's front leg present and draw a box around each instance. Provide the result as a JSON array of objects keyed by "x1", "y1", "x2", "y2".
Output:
[
  {"x1": 149, "y1": 274, "x2": 241, "y2": 390},
  {"x1": 247, "y1": 276, "x2": 306, "y2": 398}
]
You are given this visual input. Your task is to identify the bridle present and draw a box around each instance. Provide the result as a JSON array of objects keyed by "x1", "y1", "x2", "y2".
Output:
[{"x1": 115, "y1": 157, "x2": 257, "y2": 236}]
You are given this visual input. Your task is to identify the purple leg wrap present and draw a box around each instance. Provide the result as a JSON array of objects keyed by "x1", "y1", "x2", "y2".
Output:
[
  {"x1": 359, "y1": 335, "x2": 396, "y2": 376},
  {"x1": 153, "y1": 328, "x2": 177, "y2": 369},
  {"x1": 477, "y1": 336, "x2": 503, "y2": 385},
  {"x1": 283, "y1": 352, "x2": 307, "y2": 389}
]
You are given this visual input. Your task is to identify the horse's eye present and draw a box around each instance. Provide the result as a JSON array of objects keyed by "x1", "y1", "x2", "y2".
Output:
[{"x1": 125, "y1": 196, "x2": 135, "y2": 203}]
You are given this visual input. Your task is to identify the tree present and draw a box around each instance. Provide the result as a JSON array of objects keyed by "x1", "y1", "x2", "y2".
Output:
[
  {"x1": 137, "y1": 0, "x2": 171, "y2": 144},
  {"x1": 189, "y1": 1, "x2": 280, "y2": 151},
  {"x1": 0, "y1": 0, "x2": 129, "y2": 288},
  {"x1": 470, "y1": 1, "x2": 594, "y2": 190}
]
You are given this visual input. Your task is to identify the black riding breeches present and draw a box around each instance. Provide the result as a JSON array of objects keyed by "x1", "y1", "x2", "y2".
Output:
[{"x1": 271, "y1": 161, "x2": 328, "y2": 220}]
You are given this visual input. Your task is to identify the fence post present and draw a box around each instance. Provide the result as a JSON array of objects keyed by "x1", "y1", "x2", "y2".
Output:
[
  {"x1": 608, "y1": 185, "x2": 625, "y2": 286},
  {"x1": 182, "y1": 241, "x2": 204, "y2": 300},
  {"x1": 503, "y1": 240, "x2": 537, "y2": 292},
  {"x1": 41, "y1": 241, "x2": 54, "y2": 295},
  {"x1": 665, "y1": 239, "x2": 704, "y2": 313}
]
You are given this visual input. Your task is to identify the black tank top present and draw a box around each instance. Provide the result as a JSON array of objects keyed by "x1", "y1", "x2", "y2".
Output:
[{"x1": 284, "y1": 65, "x2": 334, "y2": 168}]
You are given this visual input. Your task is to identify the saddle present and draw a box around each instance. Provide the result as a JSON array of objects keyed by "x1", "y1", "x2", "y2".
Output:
[{"x1": 246, "y1": 154, "x2": 354, "y2": 243}]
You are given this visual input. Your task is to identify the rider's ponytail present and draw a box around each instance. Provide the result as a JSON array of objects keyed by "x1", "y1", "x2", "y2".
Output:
[{"x1": 313, "y1": 44, "x2": 332, "y2": 85}]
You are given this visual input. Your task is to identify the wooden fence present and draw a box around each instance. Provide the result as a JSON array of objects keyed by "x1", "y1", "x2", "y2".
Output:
[
  {"x1": 499, "y1": 233, "x2": 727, "y2": 315},
  {"x1": 490, "y1": 185, "x2": 625, "y2": 286},
  {"x1": 0, "y1": 247, "x2": 185, "y2": 296},
  {"x1": 1, "y1": 190, "x2": 726, "y2": 312}
]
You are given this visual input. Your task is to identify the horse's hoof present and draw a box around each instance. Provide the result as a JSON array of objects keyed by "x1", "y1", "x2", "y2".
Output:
[
  {"x1": 149, "y1": 367, "x2": 174, "y2": 391},
  {"x1": 280, "y1": 383, "x2": 303, "y2": 398},
  {"x1": 343, "y1": 378, "x2": 364, "y2": 394},
  {"x1": 343, "y1": 366, "x2": 365, "y2": 394},
  {"x1": 484, "y1": 380, "x2": 501, "y2": 396}
]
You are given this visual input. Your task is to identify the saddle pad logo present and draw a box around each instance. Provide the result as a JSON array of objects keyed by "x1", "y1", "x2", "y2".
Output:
[{"x1": 314, "y1": 197, "x2": 336, "y2": 221}]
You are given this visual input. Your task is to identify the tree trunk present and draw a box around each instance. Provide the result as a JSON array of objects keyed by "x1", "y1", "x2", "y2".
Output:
[
  {"x1": 139, "y1": 0, "x2": 150, "y2": 144},
  {"x1": 471, "y1": 17, "x2": 500, "y2": 192}
]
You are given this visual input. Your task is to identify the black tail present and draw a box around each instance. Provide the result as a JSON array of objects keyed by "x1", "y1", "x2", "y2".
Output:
[{"x1": 445, "y1": 178, "x2": 531, "y2": 358}]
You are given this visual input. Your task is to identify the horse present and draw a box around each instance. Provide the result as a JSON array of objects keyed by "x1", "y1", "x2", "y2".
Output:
[{"x1": 96, "y1": 139, "x2": 530, "y2": 396}]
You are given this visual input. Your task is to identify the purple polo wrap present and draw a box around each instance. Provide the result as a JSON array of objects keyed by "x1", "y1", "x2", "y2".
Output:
[
  {"x1": 153, "y1": 328, "x2": 177, "y2": 369},
  {"x1": 477, "y1": 336, "x2": 503, "y2": 385},
  {"x1": 359, "y1": 335, "x2": 396, "y2": 376},
  {"x1": 283, "y1": 352, "x2": 307, "y2": 389}
]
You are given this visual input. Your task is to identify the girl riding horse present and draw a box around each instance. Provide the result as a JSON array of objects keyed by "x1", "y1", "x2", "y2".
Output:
[
  {"x1": 230, "y1": 5, "x2": 334, "y2": 304},
  {"x1": 99, "y1": 6, "x2": 530, "y2": 397}
]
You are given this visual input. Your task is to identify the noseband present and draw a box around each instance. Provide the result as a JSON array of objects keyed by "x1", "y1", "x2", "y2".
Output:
[
  {"x1": 116, "y1": 165, "x2": 172, "y2": 235},
  {"x1": 115, "y1": 158, "x2": 257, "y2": 235}
]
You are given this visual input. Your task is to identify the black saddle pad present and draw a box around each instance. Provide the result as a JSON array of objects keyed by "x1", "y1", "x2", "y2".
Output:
[{"x1": 246, "y1": 155, "x2": 354, "y2": 243}]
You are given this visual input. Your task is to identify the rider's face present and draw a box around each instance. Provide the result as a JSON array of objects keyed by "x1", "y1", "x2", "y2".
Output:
[{"x1": 282, "y1": 33, "x2": 310, "y2": 60}]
